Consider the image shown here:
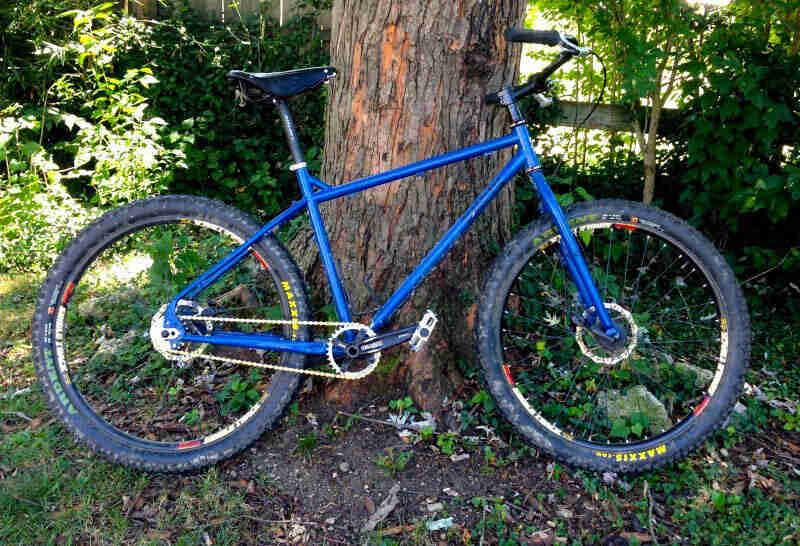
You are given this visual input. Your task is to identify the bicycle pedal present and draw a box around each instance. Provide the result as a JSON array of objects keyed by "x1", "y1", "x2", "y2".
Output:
[{"x1": 409, "y1": 310, "x2": 437, "y2": 352}]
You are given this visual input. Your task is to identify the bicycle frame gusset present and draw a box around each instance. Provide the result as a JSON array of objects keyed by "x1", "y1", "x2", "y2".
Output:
[{"x1": 512, "y1": 123, "x2": 619, "y2": 337}]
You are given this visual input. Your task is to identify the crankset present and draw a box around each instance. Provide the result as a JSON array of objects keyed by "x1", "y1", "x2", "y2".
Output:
[{"x1": 340, "y1": 309, "x2": 438, "y2": 356}]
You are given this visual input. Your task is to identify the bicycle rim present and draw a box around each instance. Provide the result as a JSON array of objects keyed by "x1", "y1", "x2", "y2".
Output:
[
  {"x1": 51, "y1": 216, "x2": 298, "y2": 448},
  {"x1": 500, "y1": 215, "x2": 728, "y2": 449}
]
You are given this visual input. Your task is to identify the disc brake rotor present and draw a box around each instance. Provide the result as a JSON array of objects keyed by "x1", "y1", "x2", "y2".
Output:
[
  {"x1": 575, "y1": 302, "x2": 638, "y2": 366},
  {"x1": 149, "y1": 300, "x2": 213, "y2": 364}
]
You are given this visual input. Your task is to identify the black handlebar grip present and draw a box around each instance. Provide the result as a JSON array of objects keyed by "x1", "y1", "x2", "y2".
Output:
[{"x1": 504, "y1": 28, "x2": 561, "y2": 47}]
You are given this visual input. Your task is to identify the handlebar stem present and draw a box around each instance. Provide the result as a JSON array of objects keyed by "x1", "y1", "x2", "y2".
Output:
[{"x1": 498, "y1": 87, "x2": 525, "y2": 124}]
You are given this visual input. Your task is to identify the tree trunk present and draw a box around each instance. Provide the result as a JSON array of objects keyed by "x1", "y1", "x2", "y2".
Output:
[{"x1": 319, "y1": 0, "x2": 526, "y2": 410}]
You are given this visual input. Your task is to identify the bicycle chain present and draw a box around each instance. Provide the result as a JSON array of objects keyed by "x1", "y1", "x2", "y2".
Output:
[{"x1": 164, "y1": 315, "x2": 380, "y2": 380}]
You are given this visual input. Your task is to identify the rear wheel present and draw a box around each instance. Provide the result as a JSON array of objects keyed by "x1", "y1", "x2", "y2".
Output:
[
  {"x1": 32, "y1": 195, "x2": 310, "y2": 471},
  {"x1": 477, "y1": 200, "x2": 750, "y2": 472}
]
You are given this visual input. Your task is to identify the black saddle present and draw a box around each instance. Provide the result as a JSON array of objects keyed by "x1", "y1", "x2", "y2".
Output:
[{"x1": 226, "y1": 66, "x2": 336, "y2": 100}]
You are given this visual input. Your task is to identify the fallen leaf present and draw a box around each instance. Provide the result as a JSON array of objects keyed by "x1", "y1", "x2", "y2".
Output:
[
  {"x1": 780, "y1": 438, "x2": 800, "y2": 454},
  {"x1": 621, "y1": 531, "x2": 653, "y2": 543},
  {"x1": 364, "y1": 497, "x2": 375, "y2": 514},
  {"x1": 555, "y1": 508, "x2": 572, "y2": 519},
  {"x1": 361, "y1": 484, "x2": 401, "y2": 533},
  {"x1": 380, "y1": 524, "x2": 415, "y2": 536},
  {"x1": 748, "y1": 471, "x2": 777, "y2": 491},
  {"x1": 146, "y1": 530, "x2": 171, "y2": 540},
  {"x1": 526, "y1": 529, "x2": 554, "y2": 545}
]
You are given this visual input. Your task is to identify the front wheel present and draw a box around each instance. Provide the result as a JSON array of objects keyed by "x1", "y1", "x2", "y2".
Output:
[
  {"x1": 477, "y1": 199, "x2": 750, "y2": 472},
  {"x1": 32, "y1": 195, "x2": 311, "y2": 471}
]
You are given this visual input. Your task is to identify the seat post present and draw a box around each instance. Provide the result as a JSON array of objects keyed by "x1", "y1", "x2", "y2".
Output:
[{"x1": 275, "y1": 99, "x2": 305, "y2": 165}]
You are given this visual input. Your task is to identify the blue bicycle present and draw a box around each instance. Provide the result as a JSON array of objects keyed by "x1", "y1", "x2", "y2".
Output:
[{"x1": 33, "y1": 29, "x2": 749, "y2": 472}]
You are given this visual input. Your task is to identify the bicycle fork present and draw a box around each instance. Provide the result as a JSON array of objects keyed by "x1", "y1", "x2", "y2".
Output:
[{"x1": 507, "y1": 103, "x2": 621, "y2": 341}]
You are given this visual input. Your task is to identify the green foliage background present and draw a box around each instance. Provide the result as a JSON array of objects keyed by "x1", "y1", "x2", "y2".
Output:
[
  {"x1": 1, "y1": 0, "x2": 798, "y2": 285},
  {"x1": 526, "y1": 0, "x2": 800, "y2": 280},
  {"x1": 1, "y1": 0, "x2": 329, "y2": 271}
]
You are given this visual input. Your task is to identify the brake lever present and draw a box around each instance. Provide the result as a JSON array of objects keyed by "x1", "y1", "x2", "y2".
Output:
[
  {"x1": 533, "y1": 93, "x2": 553, "y2": 109},
  {"x1": 558, "y1": 31, "x2": 592, "y2": 57}
]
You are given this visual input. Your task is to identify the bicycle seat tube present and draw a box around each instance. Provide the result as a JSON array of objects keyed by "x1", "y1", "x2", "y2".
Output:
[{"x1": 276, "y1": 99, "x2": 353, "y2": 324}]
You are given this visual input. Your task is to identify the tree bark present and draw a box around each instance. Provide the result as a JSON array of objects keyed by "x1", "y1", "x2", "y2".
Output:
[
  {"x1": 637, "y1": 34, "x2": 677, "y2": 205},
  {"x1": 318, "y1": 0, "x2": 526, "y2": 410}
]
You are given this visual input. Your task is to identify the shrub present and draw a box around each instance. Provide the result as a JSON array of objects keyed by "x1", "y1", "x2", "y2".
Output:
[
  {"x1": 667, "y1": 18, "x2": 800, "y2": 241},
  {"x1": 0, "y1": 1, "x2": 330, "y2": 272}
]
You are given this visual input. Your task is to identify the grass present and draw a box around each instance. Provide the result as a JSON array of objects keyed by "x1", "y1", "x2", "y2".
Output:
[{"x1": 2, "y1": 271, "x2": 800, "y2": 544}]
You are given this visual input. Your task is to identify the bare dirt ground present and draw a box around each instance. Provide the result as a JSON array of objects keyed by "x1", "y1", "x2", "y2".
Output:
[{"x1": 181, "y1": 382, "x2": 800, "y2": 545}]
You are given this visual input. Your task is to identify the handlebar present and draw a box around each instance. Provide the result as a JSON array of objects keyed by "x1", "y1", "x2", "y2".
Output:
[
  {"x1": 485, "y1": 49, "x2": 574, "y2": 105},
  {"x1": 483, "y1": 28, "x2": 592, "y2": 104},
  {"x1": 504, "y1": 28, "x2": 561, "y2": 47},
  {"x1": 485, "y1": 28, "x2": 591, "y2": 106}
]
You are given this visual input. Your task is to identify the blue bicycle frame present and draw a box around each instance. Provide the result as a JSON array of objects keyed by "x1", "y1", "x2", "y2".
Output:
[{"x1": 163, "y1": 100, "x2": 621, "y2": 356}]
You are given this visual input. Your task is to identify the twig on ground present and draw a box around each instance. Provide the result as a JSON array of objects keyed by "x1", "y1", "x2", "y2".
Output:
[
  {"x1": 361, "y1": 483, "x2": 401, "y2": 534},
  {"x1": 645, "y1": 480, "x2": 660, "y2": 546},
  {"x1": 240, "y1": 516, "x2": 320, "y2": 526},
  {"x1": 337, "y1": 410, "x2": 404, "y2": 429},
  {"x1": 1, "y1": 387, "x2": 31, "y2": 400},
  {"x1": 9, "y1": 495, "x2": 41, "y2": 508},
  {"x1": 2, "y1": 410, "x2": 33, "y2": 422},
  {"x1": 751, "y1": 435, "x2": 800, "y2": 466}
]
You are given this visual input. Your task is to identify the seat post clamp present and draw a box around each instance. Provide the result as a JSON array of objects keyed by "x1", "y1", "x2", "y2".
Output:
[{"x1": 289, "y1": 162, "x2": 307, "y2": 172}]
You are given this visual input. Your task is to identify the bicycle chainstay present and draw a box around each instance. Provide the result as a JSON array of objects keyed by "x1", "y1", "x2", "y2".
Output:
[{"x1": 165, "y1": 315, "x2": 380, "y2": 380}]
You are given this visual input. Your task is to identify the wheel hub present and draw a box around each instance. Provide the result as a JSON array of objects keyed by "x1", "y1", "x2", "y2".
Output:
[
  {"x1": 574, "y1": 302, "x2": 638, "y2": 365},
  {"x1": 149, "y1": 300, "x2": 213, "y2": 363}
]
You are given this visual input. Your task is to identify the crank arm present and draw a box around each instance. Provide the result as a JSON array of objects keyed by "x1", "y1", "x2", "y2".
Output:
[{"x1": 357, "y1": 326, "x2": 417, "y2": 354}]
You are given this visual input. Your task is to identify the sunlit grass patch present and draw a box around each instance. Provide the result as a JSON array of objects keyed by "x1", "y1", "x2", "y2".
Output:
[{"x1": 0, "y1": 273, "x2": 40, "y2": 393}]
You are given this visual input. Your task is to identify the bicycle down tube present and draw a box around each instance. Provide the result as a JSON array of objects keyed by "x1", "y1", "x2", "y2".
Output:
[{"x1": 170, "y1": 127, "x2": 620, "y2": 355}]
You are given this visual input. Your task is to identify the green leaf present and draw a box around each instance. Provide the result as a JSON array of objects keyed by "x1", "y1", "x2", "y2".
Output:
[
  {"x1": 610, "y1": 419, "x2": 629, "y2": 438},
  {"x1": 580, "y1": 229, "x2": 592, "y2": 247},
  {"x1": 139, "y1": 74, "x2": 159, "y2": 88},
  {"x1": 20, "y1": 141, "x2": 42, "y2": 157}
]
